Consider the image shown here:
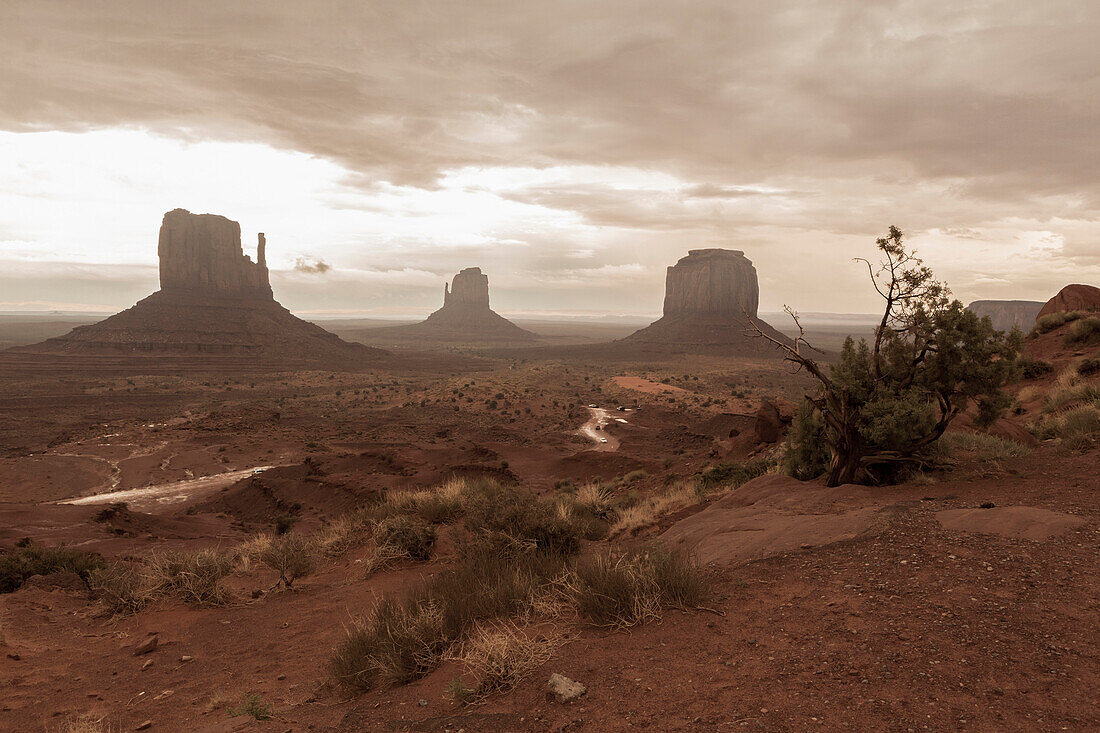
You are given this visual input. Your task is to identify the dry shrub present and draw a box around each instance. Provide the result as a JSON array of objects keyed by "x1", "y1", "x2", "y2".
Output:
[
  {"x1": 608, "y1": 483, "x2": 696, "y2": 537},
  {"x1": 447, "y1": 622, "x2": 559, "y2": 703},
  {"x1": 573, "y1": 547, "x2": 711, "y2": 628},
  {"x1": 376, "y1": 516, "x2": 436, "y2": 561},
  {"x1": 1064, "y1": 315, "x2": 1100, "y2": 347},
  {"x1": 574, "y1": 482, "x2": 615, "y2": 520},
  {"x1": 1042, "y1": 369, "x2": 1100, "y2": 413},
  {"x1": 144, "y1": 549, "x2": 233, "y2": 606},
  {"x1": 1032, "y1": 310, "x2": 1082, "y2": 335},
  {"x1": 234, "y1": 533, "x2": 276, "y2": 572},
  {"x1": 933, "y1": 432, "x2": 1031, "y2": 461},
  {"x1": 53, "y1": 715, "x2": 115, "y2": 733},
  {"x1": 311, "y1": 517, "x2": 364, "y2": 558},
  {"x1": 463, "y1": 482, "x2": 582, "y2": 556},
  {"x1": 331, "y1": 539, "x2": 564, "y2": 693},
  {"x1": 89, "y1": 562, "x2": 151, "y2": 615},
  {"x1": 1033, "y1": 403, "x2": 1100, "y2": 449},
  {"x1": 260, "y1": 535, "x2": 316, "y2": 589}
]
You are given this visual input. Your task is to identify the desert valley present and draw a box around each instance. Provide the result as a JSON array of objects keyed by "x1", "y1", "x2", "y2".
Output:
[
  {"x1": 0, "y1": 208, "x2": 1097, "y2": 732},
  {"x1": 4, "y1": 3, "x2": 1100, "y2": 731}
]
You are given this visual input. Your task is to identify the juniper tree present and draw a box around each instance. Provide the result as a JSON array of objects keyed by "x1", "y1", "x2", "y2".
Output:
[{"x1": 752, "y1": 226, "x2": 1020, "y2": 486}]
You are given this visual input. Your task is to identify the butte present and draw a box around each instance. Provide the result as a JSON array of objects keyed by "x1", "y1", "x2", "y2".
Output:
[{"x1": 9, "y1": 209, "x2": 383, "y2": 369}]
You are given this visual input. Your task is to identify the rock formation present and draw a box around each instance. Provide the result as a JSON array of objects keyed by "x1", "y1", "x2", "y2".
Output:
[
  {"x1": 15, "y1": 209, "x2": 381, "y2": 366},
  {"x1": 381, "y1": 267, "x2": 536, "y2": 342},
  {"x1": 966, "y1": 300, "x2": 1044, "y2": 333},
  {"x1": 158, "y1": 209, "x2": 271, "y2": 297},
  {"x1": 1036, "y1": 284, "x2": 1100, "y2": 320},
  {"x1": 624, "y1": 249, "x2": 791, "y2": 354}
]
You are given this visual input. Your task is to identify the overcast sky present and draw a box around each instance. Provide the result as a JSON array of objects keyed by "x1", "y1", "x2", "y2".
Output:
[{"x1": 1, "y1": 1, "x2": 1097, "y2": 317}]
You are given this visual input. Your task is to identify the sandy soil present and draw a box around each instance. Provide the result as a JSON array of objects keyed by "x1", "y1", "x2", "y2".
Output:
[{"x1": 0, "y1": 334, "x2": 1097, "y2": 731}]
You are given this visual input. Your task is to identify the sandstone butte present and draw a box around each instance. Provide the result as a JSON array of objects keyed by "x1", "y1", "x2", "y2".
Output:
[
  {"x1": 624, "y1": 248, "x2": 792, "y2": 354},
  {"x1": 966, "y1": 300, "x2": 1044, "y2": 333},
  {"x1": 385, "y1": 267, "x2": 536, "y2": 341},
  {"x1": 14, "y1": 209, "x2": 381, "y2": 364}
]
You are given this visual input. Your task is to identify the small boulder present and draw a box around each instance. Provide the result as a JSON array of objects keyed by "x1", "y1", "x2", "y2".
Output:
[
  {"x1": 133, "y1": 634, "x2": 159, "y2": 656},
  {"x1": 547, "y1": 673, "x2": 586, "y2": 703},
  {"x1": 753, "y1": 400, "x2": 782, "y2": 443}
]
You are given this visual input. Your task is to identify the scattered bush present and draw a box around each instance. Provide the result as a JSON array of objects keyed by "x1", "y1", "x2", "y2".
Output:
[
  {"x1": 273, "y1": 515, "x2": 296, "y2": 535},
  {"x1": 1064, "y1": 316, "x2": 1100, "y2": 347},
  {"x1": 463, "y1": 482, "x2": 581, "y2": 557},
  {"x1": 260, "y1": 535, "x2": 316, "y2": 589},
  {"x1": 1018, "y1": 356, "x2": 1053, "y2": 380},
  {"x1": 1078, "y1": 358, "x2": 1100, "y2": 377},
  {"x1": 144, "y1": 550, "x2": 233, "y2": 606},
  {"x1": 1033, "y1": 310, "x2": 1082, "y2": 335},
  {"x1": 376, "y1": 516, "x2": 436, "y2": 562},
  {"x1": 1032, "y1": 404, "x2": 1100, "y2": 448},
  {"x1": 0, "y1": 544, "x2": 105, "y2": 594},
  {"x1": 226, "y1": 693, "x2": 273, "y2": 720},
  {"x1": 695, "y1": 457, "x2": 774, "y2": 494},
  {"x1": 1043, "y1": 370, "x2": 1100, "y2": 413},
  {"x1": 573, "y1": 547, "x2": 711, "y2": 628},
  {"x1": 933, "y1": 432, "x2": 1031, "y2": 461},
  {"x1": 331, "y1": 539, "x2": 564, "y2": 692},
  {"x1": 88, "y1": 563, "x2": 151, "y2": 615},
  {"x1": 447, "y1": 622, "x2": 558, "y2": 703}
]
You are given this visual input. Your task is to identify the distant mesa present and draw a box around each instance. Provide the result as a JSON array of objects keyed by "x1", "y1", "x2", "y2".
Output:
[
  {"x1": 623, "y1": 248, "x2": 792, "y2": 354},
  {"x1": 382, "y1": 267, "x2": 536, "y2": 342},
  {"x1": 1036, "y1": 284, "x2": 1100, "y2": 320},
  {"x1": 966, "y1": 300, "x2": 1044, "y2": 333},
  {"x1": 12, "y1": 209, "x2": 381, "y2": 365}
]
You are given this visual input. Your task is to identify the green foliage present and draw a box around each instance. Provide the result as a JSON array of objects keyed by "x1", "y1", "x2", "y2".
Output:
[
  {"x1": 694, "y1": 458, "x2": 773, "y2": 493},
  {"x1": 1018, "y1": 356, "x2": 1053, "y2": 380},
  {"x1": 1033, "y1": 310, "x2": 1082, "y2": 335},
  {"x1": 783, "y1": 400, "x2": 830, "y2": 480},
  {"x1": 0, "y1": 544, "x2": 105, "y2": 594},
  {"x1": 227, "y1": 693, "x2": 273, "y2": 720},
  {"x1": 769, "y1": 228, "x2": 1020, "y2": 486},
  {"x1": 1078, "y1": 358, "x2": 1100, "y2": 377}
]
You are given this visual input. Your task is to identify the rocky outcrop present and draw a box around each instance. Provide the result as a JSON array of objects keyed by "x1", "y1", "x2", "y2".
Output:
[
  {"x1": 967, "y1": 300, "x2": 1043, "y2": 333},
  {"x1": 663, "y1": 249, "x2": 759, "y2": 318},
  {"x1": 442, "y1": 267, "x2": 490, "y2": 309},
  {"x1": 381, "y1": 267, "x2": 536, "y2": 343},
  {"x1": 624, "y1": 249, "x2": 790, "y2": 354},
  {"x1": 15, "y1": 209, "x2": 382, "y2": 366},
  {"x1": 1036, "y1": 284, "x2": 1100, "y2": 320},
  {"x1": 158, "y1": 209, "x2": 271, "y2": 297}
]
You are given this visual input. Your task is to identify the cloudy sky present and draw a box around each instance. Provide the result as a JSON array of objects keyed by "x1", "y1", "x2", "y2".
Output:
[{"x1": 1, "y1": 1, "x2": 1097, "y2": 317}]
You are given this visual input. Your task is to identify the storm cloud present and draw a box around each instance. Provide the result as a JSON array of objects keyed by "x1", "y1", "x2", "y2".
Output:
[{"x1": 1, "y1": 0, "x2": 1097, "y2": 314}]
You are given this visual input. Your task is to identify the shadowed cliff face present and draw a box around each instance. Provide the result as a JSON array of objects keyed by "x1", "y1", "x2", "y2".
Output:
[
  {"x1": 662, "y1": 249, "x2": 760, "y2": 319},
  {"x1": 442, "y1": 267, "x2": 490, "y2": 309},
  {"x1": 158, "y1": 208, "x2": 271, "y2": 298},
  {"x1": 967, "y1": 300, "x2": 1044, "y2": 333},
  {"x1": 624, "y1": 248, "x2": 790, "y2": 354}
]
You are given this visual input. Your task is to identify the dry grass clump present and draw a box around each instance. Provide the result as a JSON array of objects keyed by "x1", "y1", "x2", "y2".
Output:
[
  {"x1": 260, "y1": 534, "x2": 316, "y2": 589},
  {"x1": 91, "y1": 549, "x2": 233, "y2": 613},
  {"x1": 1064, "y1": 315, "x2": 1100, "y2": 347},
  {"x1": 144, "y1": 549, "x2": 233, "y2": 605},
  {"x1": 608, "y1": 482, "x2": 696, "y2": 537},
  {"x1": 1032, "y1": 310, "x2": 1083, "y2": 335},
  {"x1": 376, "y1": 515, "x2": 436, "y2": 561},
  {"x1": 1032, "y1": 403, "x2": 1100, "y2": 449},
  {"x1": 330, "y1": 539, "x2": 565, "y2": 693},
  {"x1": 933, "y1": 431, "x2": 1031, "y2": 461},
  {"x1": 573, "y1": 482, "x2": 616, "y2": 520},
  {"x1": 233, "y1": 533, "x2": 276, "y2": 572},
  {"x1": 1043, "y1": 369, "x2": 1100, "y2": 413},
  {"x1": 446, "y1": 622, "x2": 559, "y2": 704},
  {"x1": 53, "y1": 714, "x2": 115, "y2": 733},
  {"x1": 463, "y1": 482, "x2": 583, "y2": 557},
  {"x1": 572, "y1": 547, "x2": 712, "y2": 628}
]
